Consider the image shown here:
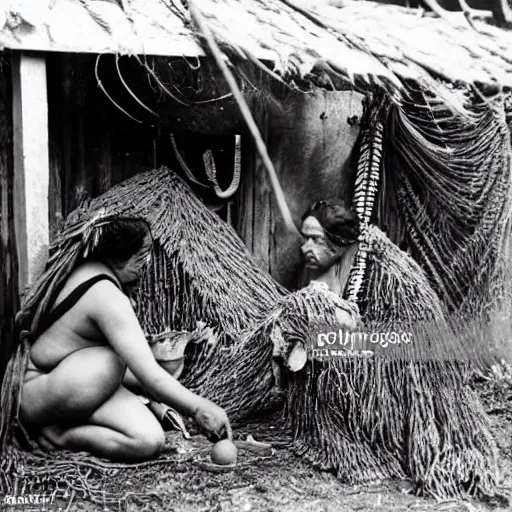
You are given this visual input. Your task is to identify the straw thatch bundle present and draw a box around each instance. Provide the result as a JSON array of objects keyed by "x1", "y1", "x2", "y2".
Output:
[
  {"x1": 2, "y1": 167, "x2": 286, "y2": 441},
  {"x1": 384, "y1": 91, "x2": 512, "y2": 316},
  {"x1": 3, "y1": 0, "x2": 512, "y2": 117},
  {"x1": 174, "y1": 0, "x2": 512, "y2": 117}
]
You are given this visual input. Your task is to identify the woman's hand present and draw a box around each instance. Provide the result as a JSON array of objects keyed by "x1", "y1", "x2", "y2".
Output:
[{"x1": 193, "y1": 398, "x2": 232, "y2": 442}]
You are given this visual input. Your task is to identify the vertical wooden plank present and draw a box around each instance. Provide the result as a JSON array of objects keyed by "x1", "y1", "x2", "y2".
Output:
[
  {"x1": 46, "y1": 53, "x2": 65, "y2": 238},
  {"x1": 75, "y1": 56, "x2": 89, "y2": 206},
  {"x1": 98, "y1": 123, "x2": 112, "y2": 195},
  {"x1": 48, "y1": 141, "x2": 64, "y2": 241},
  {"x1": 0, "y1": 54, "x2": 19, "y2": 378},
  {"x1": 235, "y1": 93, "x2": 273, "y2": 273},
  {"x1": 60, "y1": 54, "x2": 74, "y2": 216},
  {"x1": 11, "y1": 51, "x2": 50, "y2": 293},
  {"x1": 235, "y1": 135, "x2": 256, "y2": 255}
]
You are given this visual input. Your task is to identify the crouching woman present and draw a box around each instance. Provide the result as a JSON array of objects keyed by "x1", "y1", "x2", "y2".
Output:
[{"x1": 19, "y1": 217, "x2": 231, "y2": 462}]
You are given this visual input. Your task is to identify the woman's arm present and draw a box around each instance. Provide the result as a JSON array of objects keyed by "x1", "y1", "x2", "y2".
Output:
[{"x1": 87, "y1": 283, "x2": 202, "y2": 417}]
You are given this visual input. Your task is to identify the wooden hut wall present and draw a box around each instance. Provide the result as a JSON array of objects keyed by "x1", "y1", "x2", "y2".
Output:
[
  {"x1": 47, "y1": 53, "x2": 158, "y2": 235},
  {"x1": 46, "y1": 54, "x2": 249, "y2": 231},
  {"x1": 47, "y1": 54, "x2": 364, "y2": 291},
  {"x1": 236, "y1": 89, "x2": 364, "y2": 289},
  {"x1": 0, "y1": 54, "x2": 19, "y2": 378}
]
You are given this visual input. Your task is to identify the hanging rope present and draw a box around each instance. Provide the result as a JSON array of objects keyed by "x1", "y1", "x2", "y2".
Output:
[
  {"x1": 345, "y1": 108, "x2": 384, "y2": 304},
  {"x1": 115, "y1": 55, "x2": 159, "y2": 119},
  {"x1": 170, "y1": 134, "x2": 210, "y2": 189},
  {"x1": 95, "y1": 55, "x2": 143, "y2": 124},
  {"x1": 202, "y1": 135, "x2": 241, "y2": 199}
]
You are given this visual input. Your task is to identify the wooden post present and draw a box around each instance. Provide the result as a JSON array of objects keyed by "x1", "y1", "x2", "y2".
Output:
[{"x1": 11, "y1": 52, "x2": 49, "y2": 295}]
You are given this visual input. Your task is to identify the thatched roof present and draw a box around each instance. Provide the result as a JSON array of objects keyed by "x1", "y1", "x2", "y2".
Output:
[
  {"x1": 0, "y1": 0, "x2": 205, "y2": 58},
  {"x1": 1, "y1": 0, "x2": 512, "y2": 102}
]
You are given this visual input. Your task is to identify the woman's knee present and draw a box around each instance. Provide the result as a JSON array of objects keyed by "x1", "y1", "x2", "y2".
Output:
[{"x1": 129, "y1": 425, "x2": 165, "y2": 459}]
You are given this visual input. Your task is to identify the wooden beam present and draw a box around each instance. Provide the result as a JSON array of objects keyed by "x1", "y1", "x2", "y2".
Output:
[
  {"x1": 0, "y1": 58, "x2": 19, "y2": 379},
  {"x1": 11, "y1": 52, "x2": 50, "y2": 294}
]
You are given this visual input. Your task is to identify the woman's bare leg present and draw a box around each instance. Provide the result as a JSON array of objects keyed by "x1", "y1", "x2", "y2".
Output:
[
  {"x1": 39, "y1": 386, "x2": 164, "y2": 462},
  {"x1": 21, "y1": 345, "x2": 164, "y2": 461},
  {"x1": 21, "y1": 346, "x2": 126, "y2": 426}
]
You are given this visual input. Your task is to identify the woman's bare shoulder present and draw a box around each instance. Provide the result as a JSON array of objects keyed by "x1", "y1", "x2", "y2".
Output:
[{"x1": 54, "y1": 261, "x2": 121, "y2": 305}]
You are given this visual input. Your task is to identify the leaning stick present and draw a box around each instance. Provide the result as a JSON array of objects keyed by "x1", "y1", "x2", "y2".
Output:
[{"x1": 189, "y1": 2, "x2": 299, "y2": 236}]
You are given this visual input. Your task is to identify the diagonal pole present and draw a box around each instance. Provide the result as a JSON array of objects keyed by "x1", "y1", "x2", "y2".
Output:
[{"x1": 189, "y1": 1, "x2": 299, "y2": 237}]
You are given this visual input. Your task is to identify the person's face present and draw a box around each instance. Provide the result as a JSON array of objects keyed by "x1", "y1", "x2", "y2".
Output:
[
  {"x1": 301, "y1": 216, "x2": 342, "y2": 271},
  {"x1": 118, "y1": 234, "x2": 152, "y2": 287}
]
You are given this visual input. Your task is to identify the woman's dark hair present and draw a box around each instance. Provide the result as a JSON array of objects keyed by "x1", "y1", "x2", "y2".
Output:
[
  {"x1": 89, "y1": 218, "x2": 151, "y2": 262},
  {"x1": 302, "y1": 199, "x2": 360, "y2": 246}
]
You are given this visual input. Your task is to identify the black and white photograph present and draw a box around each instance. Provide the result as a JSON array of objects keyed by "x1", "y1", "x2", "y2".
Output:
[{"x1": 1, "y1": 0, "x2": 512, "y2": 510}]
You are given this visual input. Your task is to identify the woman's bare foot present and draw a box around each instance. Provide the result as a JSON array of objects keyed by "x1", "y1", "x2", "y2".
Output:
[
  {"x1": 37, "y1": 425, "x2": 66, "y2": 451},
  {"x1": 37, "y1": 436, "x2": 57, "y2": 451}
]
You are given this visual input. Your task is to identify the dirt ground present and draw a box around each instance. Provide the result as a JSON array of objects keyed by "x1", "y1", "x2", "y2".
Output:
[{"x1": 57, "y1": 376, "x2": 512, "y2": 512}]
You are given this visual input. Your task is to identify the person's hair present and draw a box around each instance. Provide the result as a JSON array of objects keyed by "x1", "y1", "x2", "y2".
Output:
[
  {"x1": 302, "y1": 199, "x2": 360, "y2": 247},
  {"x1": 88, "y1": 218, "x2": 151, "y2": 263}
]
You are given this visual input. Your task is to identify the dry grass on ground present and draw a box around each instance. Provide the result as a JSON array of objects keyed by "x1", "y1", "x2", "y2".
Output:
[{"x1": 58, "y1": 373, "x2": 512, "y2": 512}]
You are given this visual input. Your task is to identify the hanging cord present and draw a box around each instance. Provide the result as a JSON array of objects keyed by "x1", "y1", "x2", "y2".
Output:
[
  {"x1": 95, "y1": 55, "x2": 143, "y2": 124},
  {"x1": 193, "y1": 92, "x2": 233, "y2": 104},
  {"x1": 134, "y1": 55, "x2": 192, "y2": 107},
  {"x1": 345, "y1": 106, "x2": 385, "y2": 303},
  {"x1": 170, "y1": 134, "x2": 210, "y2": 188},
  {"x1": 115, "y1": 55, "x2": 159, "y2": 120},
  {"x1": 138, "y1": 53, "x2": 234, "y2": 105},
  {"x1": 202, "y1": 135, "x2": 241, "y2": 199},
  {"x1": 189, "y1": 1, "x2": 299, "y2": 236}
]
